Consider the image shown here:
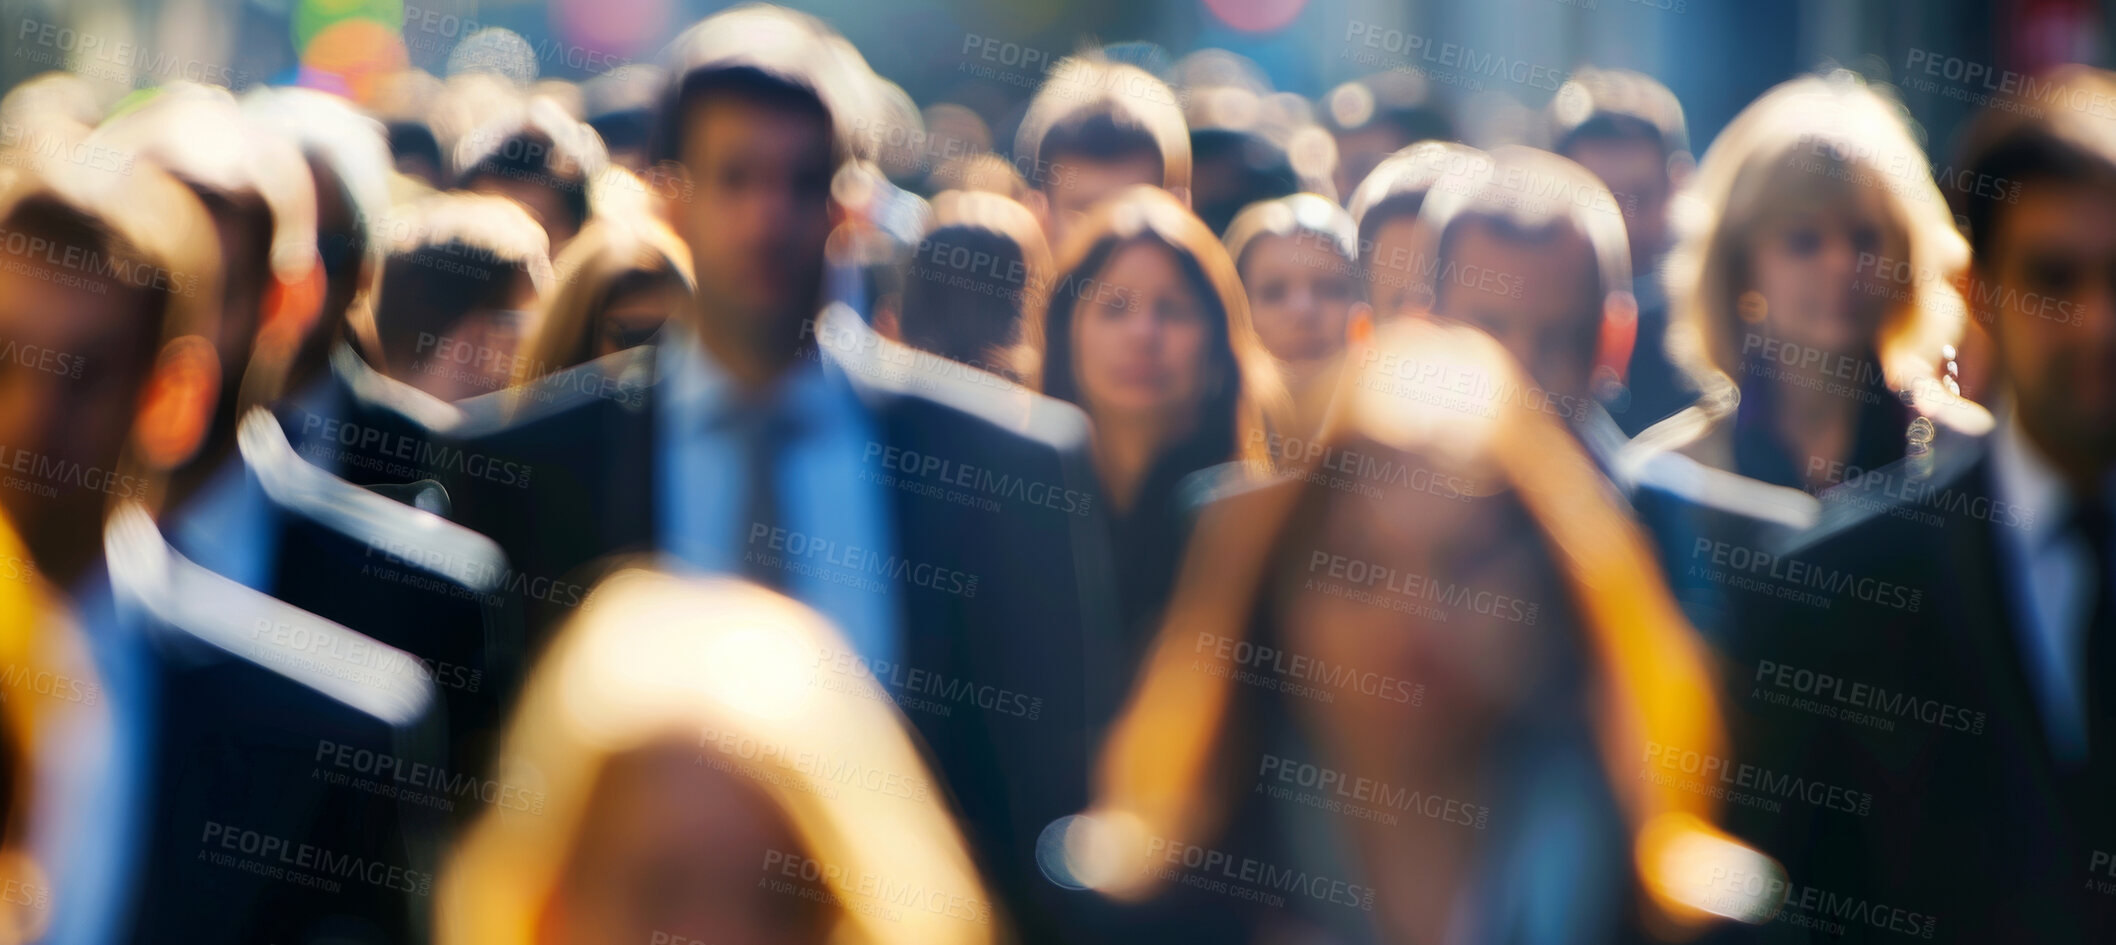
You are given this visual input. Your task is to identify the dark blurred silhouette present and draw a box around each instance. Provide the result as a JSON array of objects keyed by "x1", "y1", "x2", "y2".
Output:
[
  {"x1": 454, "y1": 97, "x2": 608, "y2": 251},
  {"x1": 884, "y1": 189, "x2": 1048, "y2": 382},
  {"x1": 1323, "y1": 71, "x2": 1457, "y2": 205}
]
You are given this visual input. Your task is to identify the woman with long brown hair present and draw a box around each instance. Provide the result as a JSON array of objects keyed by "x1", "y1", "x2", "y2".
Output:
[
  {"x1": 1059, "y1": 319, "x2": 1780, "y2": 945},
  {"x1": 1026, "y1": 184, "x2": 1287, "y2": 689}
]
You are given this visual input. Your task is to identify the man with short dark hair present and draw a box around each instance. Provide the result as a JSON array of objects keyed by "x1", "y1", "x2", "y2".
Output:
[
  {"x1": 1548, "y1": 67, "x2": 1698, "y2": 435},
  {"x1": 441, "y1": 10, "x2": 1113, "y2": 943},
  {"x1": 1014, "y1": 55, "x2": 1190, "y2": 248},
  {"x1": 1724, "y1": 66, "x2": 2116, "y2": 940}
]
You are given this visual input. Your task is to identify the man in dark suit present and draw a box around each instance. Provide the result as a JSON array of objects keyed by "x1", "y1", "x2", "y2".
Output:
[
  {"x1": 436, "y1": 9, "x2": 1115, "y2": 942},
  {"x1": 1717, "y1": 66, "x2": 2116, "y2": 942},
  {"x1": 1547, "y1": 67, "x2": 1701, "y2": 437},
  {"x1": 0, "y1": 130, "x2": 442, "y2": 945}
]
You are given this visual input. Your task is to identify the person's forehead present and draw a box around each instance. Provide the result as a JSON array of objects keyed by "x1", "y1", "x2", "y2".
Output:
[
  {"x1": 1993, "y1": 182, "x2": 2116, "y2": 258},
  {"x1": 1454, "y1": 220, "x2": 1594, "y2": 296},
  {"x1": 0, "y1": 263, "x2": 145, "y2": 351},
  {"x1": 681, "y1": 95, "x2": 832, "y2": 158}
]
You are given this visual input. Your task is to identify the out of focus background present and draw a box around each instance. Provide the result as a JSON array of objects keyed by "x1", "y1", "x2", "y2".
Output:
[{"x1": 3, "y1": 0, "x2": 2106, "y2": 176}]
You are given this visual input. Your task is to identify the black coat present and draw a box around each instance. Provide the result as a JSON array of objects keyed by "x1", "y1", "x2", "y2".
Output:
[{"x1": 1717, "y1": 440, "x2": 2116, "y2": 942}]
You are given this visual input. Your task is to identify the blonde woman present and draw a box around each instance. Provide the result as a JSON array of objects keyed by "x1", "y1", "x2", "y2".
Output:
[
  {"x1": 517, "y1": 212, "x2": 694, "y2": 381},
  {"x1": 1647, "y1": 71, "x2": 1981, "y2": 495},
  {"x1": 437, "y1": 569, "x2": 997, "y2": 945},
  {"x1": 1065, "y1": 319, "x2": 1780, "y2": 945}
]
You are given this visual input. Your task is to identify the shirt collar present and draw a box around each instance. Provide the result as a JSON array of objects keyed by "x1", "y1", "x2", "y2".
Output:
[
  {"x1": 657, "y1": 320, "x2": 861, "y2": 433},
  {"x1": 1993, "y1": 403, "x2": 2086, "y2": 550}
]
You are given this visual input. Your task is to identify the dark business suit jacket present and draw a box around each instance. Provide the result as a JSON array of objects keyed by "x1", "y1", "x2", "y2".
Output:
[
  {"x1": 1717, "y1": 439, "x2": 2116, "y2": 942},
  {"x1": 100, "y1": 505, "x2": 442, "y2": 945},
  {"x1": 436, "y1": 334, "x2": 1120, "y2": 944}
]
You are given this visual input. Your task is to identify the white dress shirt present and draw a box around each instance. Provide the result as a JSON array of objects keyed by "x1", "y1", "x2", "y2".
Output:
[{"x1": 655, "y1": 324, "x2": 899, "y2": 666}]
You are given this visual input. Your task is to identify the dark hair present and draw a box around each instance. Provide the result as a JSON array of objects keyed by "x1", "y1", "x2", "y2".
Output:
[
  {"x1": 1953, "y1": 69, "x2": 2116, "y2": 268},
  {"x1": 455, "y1": 102, "x2": 607, "y2": 236},
  {"x1": 1189, "y1": 128, "x2": 1298, "y2": 235},
  {"x1": 899, "y1": 225, "x2": 1032, "y2": 375},
  {"x1": 1547, "y1": 68, "x2": 1689, "y2": 159},
  {"x1": 370, "y1": 195, "x2": 550, "y2": 373},
  {"x1": 387, "y1": 120, "x2": 443, "y2": 174},
  {"x1": 588, "y1": 109, "x2": 651, "y2": 158},
  {"x1": 1037, "y1": 107, "x2": 1167, "y2": 188},
  {"x1": 649, "y1": 64, "x2": 837, "y2": 169},
  {"x1": 0, "y1": 196, "x2": 163, "y2": 368}
]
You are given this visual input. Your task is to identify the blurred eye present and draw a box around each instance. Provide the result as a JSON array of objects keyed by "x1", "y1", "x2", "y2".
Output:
[
  {"x1": 2023, "y1": 254, "x2": 2083, "y2": 296},
  {"x1": 1782, "y1": 227, "x2": 1824, "y2": 257},
  {"x1": 1850, "y1": 224, "x2": 1884, "y2": 256},
  {"x1": 1259, "y1": 279, "x2": 1289, "y2": 306}
]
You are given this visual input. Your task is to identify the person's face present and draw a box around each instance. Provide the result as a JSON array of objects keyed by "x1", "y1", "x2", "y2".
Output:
[
  {"x1": 671, "y1": 96, "x2": 835, "y2": 343},
  {"x1": 1241, "y1": 233, "x2": 1357, "y2": 365},
  {"x1": 540, "y1": 741, "x2": 828, "y2": 945},
  {"x1": 1070, "y1": 242, "x2": 1213, "y2": 427},
  {"x1": 592, "y1": 283, "x2": 679, "y2": 360},
  {"x1": 1277, "y1": 462, "x2": 1552, "y2": 766},
  {"x1": 0, "y1": 261, "x2": 153, "y2": 579},
  {"x1": 406, "y1": 271, "x2": 539, "y2": 402},
  {"x1": 1044, "y1": 154, "x2": 1161, "y2": 249},
  {"x1": 1744, "y1": 190, "x2": 1899, "y2": 360},
  {"x1": 1566, "y1": 137, "x2": 1671, "y2": 264},
  {"x1": 468, "y1": 174, "x2": 580, "y2": 251},
  {"x1": 1434, "y1": 222, "x2": 1601, "y2": 405},
  {"x1": 1985, "y1": 183, "x2": 2116, "y2": 474},
  {"x1": 1364, "y1": 215, "x2": 1430, "y2": 320}
]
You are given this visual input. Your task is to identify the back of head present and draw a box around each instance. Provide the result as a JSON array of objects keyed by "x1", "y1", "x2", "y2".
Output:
[{"x1": 898, "y1": 190, "x2": 1050, "y2": 377}]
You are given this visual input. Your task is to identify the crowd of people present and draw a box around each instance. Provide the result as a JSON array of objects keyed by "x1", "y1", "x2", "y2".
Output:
[{"x1": 0, "y1": 3, "x2": 2111, "y2": 943}]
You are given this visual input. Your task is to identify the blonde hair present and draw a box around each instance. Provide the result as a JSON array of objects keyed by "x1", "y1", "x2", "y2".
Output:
[
  {"x1": 516, "y1": 213, "x2": 692, "y2": 381},
  {"x1": 437, "y1": 569, "x2": 997, "y2": 945},
  {"x1": 1664, "y1": 72, "x2": 1969, "y2": 405},
  {"x1": 1081, "y1": 318, "x2": 1774, "y2": 931}
]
